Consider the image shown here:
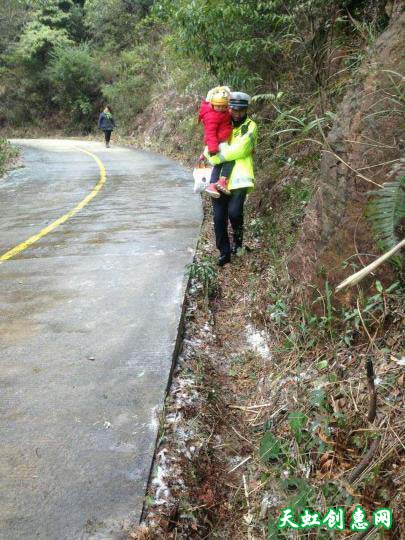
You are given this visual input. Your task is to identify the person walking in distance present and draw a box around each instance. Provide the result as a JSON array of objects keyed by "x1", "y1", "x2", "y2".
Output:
[
  {"x1": 204, "y1": 92, "x2": 258, "y2": 266},
  {"x1": 98, "y1": 106, "x2": 115, "y2": 148}
]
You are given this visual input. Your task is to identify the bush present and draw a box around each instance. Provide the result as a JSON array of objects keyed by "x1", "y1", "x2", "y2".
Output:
[
  {"x1": 84, "y1": 0, "x2": 153, "y2": 48},
  {"x1": 46, "y1": 43, "x2": 103, "y2": 129},
  {"x1": 0, "y1": 138, "x2": 18, "y2": 176},
  {"x1": 101, "y1": 45, "x2": 155, "y2": 122},
  {"x1": 15, "y1": 21, "x2": 73, "y2": 68},
  {"x1": 154, "y1": 0, "x2": 292, "y2": 87}
]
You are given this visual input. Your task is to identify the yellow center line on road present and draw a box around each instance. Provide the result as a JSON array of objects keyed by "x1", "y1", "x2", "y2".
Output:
[{"x1": 0, "y1": 147, "x2": 106, "y2": 264}]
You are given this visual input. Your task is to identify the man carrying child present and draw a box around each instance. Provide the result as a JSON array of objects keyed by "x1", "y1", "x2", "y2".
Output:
[{"x1": 203, "y1": 91, "x2": 258, "y2": 266}]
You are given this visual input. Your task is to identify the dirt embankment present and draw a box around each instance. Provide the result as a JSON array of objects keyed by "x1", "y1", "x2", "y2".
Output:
[{"x1": 288, "y1": 9, "x2": 404, "y2": 292}]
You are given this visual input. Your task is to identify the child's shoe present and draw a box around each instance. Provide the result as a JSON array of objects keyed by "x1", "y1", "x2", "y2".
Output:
[
  {"x1": 215, "y1": 176, "x2": 230, "y2": 195},
  {"x1": 205, "y1": 184, "x2": 220, "y2": 198}
]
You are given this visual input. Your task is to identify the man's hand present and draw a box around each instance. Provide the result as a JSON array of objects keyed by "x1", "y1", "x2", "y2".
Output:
[{"x1": 204, "y1": 149, "x2": 222, "y2": 166}]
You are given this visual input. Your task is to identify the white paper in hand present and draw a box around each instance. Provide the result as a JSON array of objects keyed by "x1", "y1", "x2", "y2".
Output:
[{"x1": 193, "y1": 167, "x2": 212, "y2": 193}]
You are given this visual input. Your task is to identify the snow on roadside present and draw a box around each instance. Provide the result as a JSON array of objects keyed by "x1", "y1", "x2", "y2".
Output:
[{"x1": 140, "y1": 288, "x2": 210, "y2": 534}]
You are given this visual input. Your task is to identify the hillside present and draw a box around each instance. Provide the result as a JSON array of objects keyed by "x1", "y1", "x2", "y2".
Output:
[
  {"x1": 130, "y1": 6, "x2": 404, "y2": 539},
  {"x1": 1, "y1": 1, "x2": 404, "y2": 538}
]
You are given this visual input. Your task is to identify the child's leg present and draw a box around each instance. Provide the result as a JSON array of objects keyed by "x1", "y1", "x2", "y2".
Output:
[
  {"x1": 210, "y1": 164, "x2": 222, "y2": 184},
  {"x1": 219, "y1": 160, "x2": 235, "y2": 180},
  {"x1": 215, "y1": 161, "x2": 234, "y2": 195},
  {"x1": 205, "y1": 164, "x2": 222, "y2": 198}
]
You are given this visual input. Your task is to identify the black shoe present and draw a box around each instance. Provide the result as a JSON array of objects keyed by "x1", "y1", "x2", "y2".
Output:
[
  {"x1": 231, "y1": 244, "x2": 241, "y2": 255},
  {"x1": 217, "y1": 254, "x2": 231, "y2": 266}
]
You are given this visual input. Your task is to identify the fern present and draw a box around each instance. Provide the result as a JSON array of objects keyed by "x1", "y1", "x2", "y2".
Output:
[
  {"x1": 251, "y1": 91, "x2": 284, "y2": 103},
  {"x1": 367, "y1": 176, "x2": 405, "y2": 267}
]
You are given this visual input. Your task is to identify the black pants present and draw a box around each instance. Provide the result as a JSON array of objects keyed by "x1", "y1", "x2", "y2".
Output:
[
  {"x1": 212, "y1": 188, "x2": 247, "y2": 256},
  {"x1": 103, "y1": 130, "x2": 112, "y2": 144},
  {"x1": 209, "y1": 161, "x2": 235, "y2": 184}
]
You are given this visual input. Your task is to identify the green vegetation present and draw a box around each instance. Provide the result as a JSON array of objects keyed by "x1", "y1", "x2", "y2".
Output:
[
  {"x1": 47, "y1": 43, "x2": 102, "y2": 129},
  {"x1": 0, "y1": 0, "x2": 390, "y2": 131},
  {"x1": 367, "y1": 177, "x2": 405, "y2": 269},
  {"x1": 1, "y1": 1, "x2": 403, "y2": 537},
  {"x1": 0, "y1": 0, "x2": 154, "y2": 127},
  {"x1": 186, "y1": 256, "x2": 218, "y2": 299},
  {"x1": 0, "y1": 138, "x2": 18, "y2": 177}
]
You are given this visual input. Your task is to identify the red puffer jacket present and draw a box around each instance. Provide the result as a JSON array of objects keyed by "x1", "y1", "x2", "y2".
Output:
[{"x1": 198, "y1": 100, "x2": 232, "y2": 154}]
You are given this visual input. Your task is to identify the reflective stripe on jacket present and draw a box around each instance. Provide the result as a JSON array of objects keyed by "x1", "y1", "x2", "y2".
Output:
[{"x1": 206, "y1": 116, "x2": 257, "y2": 191}]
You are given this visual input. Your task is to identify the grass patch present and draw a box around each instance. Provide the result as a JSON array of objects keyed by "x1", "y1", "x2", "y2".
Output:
[{"x1": 0, "y1": 138, "x2": 18, "y2": 177}]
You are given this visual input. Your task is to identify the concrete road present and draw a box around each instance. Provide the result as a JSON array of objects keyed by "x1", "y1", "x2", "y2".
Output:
[{"x1": 0, "y1": 139, "x2": 202, "y2": 539}]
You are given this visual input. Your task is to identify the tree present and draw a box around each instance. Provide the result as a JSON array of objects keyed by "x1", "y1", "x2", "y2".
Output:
[
  {"x1": 1, "y1": 0, "x2": 90, "y2": 123},
  {"x1": 101, "y1": 44, "x2": 155, "y2": 119},
  {"x1": 0, "y1": 0, "x2": 31, "y2": 59},
  {"x1": 84, "y1": 0, "x2": 153, "y2": 48},
  {"x1": 15, "y1": 21, "x2": 73, "y2": 66},
  {"x1": 46, "y1": 43, "x2": 102, "y2": 126},
  {"x1": 153, "y1": 0, "x2": 292, "y2": 88}
]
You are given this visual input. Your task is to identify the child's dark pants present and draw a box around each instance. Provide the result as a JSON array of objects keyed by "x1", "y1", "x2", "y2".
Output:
[{"x1": 209, "y1": 160, "x2": 235, "y2": 184}]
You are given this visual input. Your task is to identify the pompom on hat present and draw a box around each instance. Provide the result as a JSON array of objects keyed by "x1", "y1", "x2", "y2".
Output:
[
  {"x1": 229, "y1": 91, "x2": 251, "y2": 110},
  {"x1": 207, "y1": 86, "x2": 231, "y2": 106}
]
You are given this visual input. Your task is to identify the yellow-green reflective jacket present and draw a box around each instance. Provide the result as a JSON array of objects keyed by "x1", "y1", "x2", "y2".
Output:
[{"x1": 206, "y1": 116, "x2": 258, "y2": 191}]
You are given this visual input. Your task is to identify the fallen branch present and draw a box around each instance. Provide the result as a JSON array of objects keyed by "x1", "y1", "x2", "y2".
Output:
[
  {"x1": 336, "y1": 238, "x2": 405, "y2": 291},
  {"x1": 228, "y1": 403, "x2": 273, "y2": 410},
  {"x1": 228, "y1": 456, "x2": 251, "y2": 474},
  {"x1": 243, "y1": 474, "x2": 253, "y2": 539},
  {"x1": 357, "y1": 158, "x2": 401, "y2": 171},
  {"x1": 357, "y1": 300, "x2": 374, "y2": 349},
  {"x1": 231, "y1": 425, "x2": 254, "y2": 446},
  {"x1": 322, "y1": 149, "x2": 381, "y2": 187},
  {"x1": 354, "y1": 526, "x2": 376, "y2": 540},
  {"x1": 347, "y1": 438, "x2": 380, "y2": 484},
  {"x1": 366, "y1": 358, "x2": 377, "y2": 422},
  {"x1": 347, "y1": 356, "x2": 381, "y2": 483}
]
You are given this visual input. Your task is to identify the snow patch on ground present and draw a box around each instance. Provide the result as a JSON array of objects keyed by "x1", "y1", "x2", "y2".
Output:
[
  {"x1": 144, "y1": 306, "x2": 207, "y2": 520},
  {"x1": 149, "y1": 405, "x2": 160, "y2": 432},
  {"x1": 152, "y1": 449, "x2": 171, "y2": 504},
  {"x1": 246, "y1": 324, "x2": 272, "y2": 360}
]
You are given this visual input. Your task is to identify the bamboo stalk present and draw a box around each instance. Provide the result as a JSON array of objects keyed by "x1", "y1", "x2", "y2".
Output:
[
  {"x1": 347, "y1": 438, "x2": 380, "y2": 484},
  {"x1": 336, "y1": 239, "x2": 405, "y2": 291},
  {"x1": 366, "y1": 358, "x2": 377, "y2": 423}
]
